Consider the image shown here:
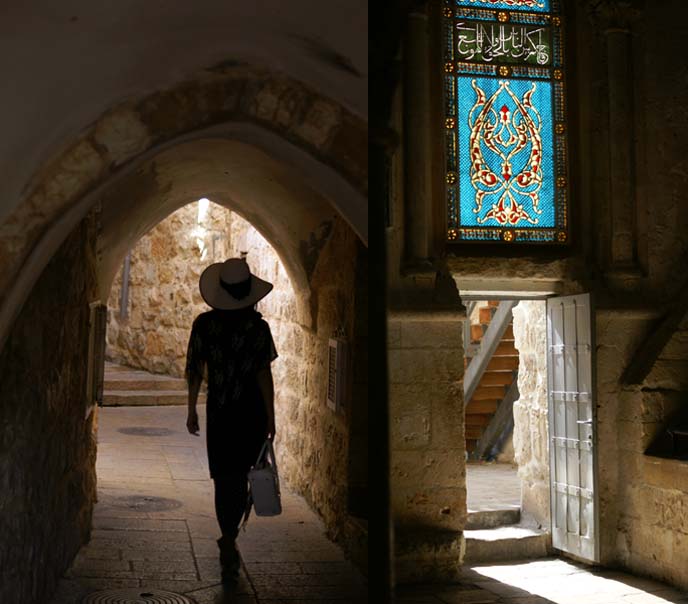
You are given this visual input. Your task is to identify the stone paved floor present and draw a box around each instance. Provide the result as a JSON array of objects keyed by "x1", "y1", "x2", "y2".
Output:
[
  {"x1": 395, "y1": 558, "x2": 688, "y2": 604},
  {"x1": 49, "y1": 405, "x2": 367, "y2": 603},
  {"x1": 467, "y1": 463, "x2": 520, "y2": 513}
]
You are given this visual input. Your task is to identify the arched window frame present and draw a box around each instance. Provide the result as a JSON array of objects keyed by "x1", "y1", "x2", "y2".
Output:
[{"x1": 442, "y1": 0, "x2": 570, "y2": 245}]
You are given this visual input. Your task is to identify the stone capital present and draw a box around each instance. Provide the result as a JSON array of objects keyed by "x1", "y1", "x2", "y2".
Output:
[{"x1": 584, "y1": 0, "x2": 643, "y2": 33}]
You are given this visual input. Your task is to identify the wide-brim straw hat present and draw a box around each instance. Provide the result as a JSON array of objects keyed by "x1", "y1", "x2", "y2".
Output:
[{"x1": 199, "y1": 258, "x2": 273, "y2": 310}]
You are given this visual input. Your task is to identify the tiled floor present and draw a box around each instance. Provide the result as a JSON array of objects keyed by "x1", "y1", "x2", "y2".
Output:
[
  {"x1": 467, "y1": 462, "x2": 520, "y2": 513},
  {"x1": 49, "y1": 405, "x2": 367, "y2": 603},
  {"x1": 395, "y1": 558, "x2": 688, "y2": 604}
]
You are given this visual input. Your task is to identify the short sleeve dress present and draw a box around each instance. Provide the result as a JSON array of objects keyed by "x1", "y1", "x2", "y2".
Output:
[{"x1": 185, "y1": 308, "x2": 278, "y2": 479}]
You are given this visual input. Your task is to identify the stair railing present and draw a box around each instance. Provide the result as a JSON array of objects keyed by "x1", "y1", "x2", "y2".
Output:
[
  {"x1": 472, "y1": 379, "x2": 520, "y2": 461},
  {"x1": 463, "y1": 300, "x2": 518, "y2": 404},
  {"x1": 463, "y1": 301, "x2": 478, "y2": 360}
]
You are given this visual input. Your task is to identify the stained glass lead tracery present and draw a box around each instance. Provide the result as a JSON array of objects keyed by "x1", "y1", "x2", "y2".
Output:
[{"x1": 444, "y1": 0, "x2": 568, "y2": 244}]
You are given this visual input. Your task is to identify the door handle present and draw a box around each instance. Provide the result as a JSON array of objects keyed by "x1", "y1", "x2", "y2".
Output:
[{"x1": 576, "y1": 420, "x2": 593, "y2": 425}]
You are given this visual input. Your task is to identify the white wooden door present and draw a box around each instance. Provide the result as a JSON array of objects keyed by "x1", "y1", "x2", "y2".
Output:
[{"x1": 547, "y1": 293, "x2": 598, "y2": 563}]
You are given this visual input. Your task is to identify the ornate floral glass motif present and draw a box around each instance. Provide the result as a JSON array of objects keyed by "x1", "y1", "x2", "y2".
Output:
[{"x1": 444, "y1": 0, "x2": 568, "y2": 244}]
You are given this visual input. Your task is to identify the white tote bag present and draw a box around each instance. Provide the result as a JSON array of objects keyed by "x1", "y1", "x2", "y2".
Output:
[{"x1": 247, "y1": 439, "x2": 282, "y2": 517}]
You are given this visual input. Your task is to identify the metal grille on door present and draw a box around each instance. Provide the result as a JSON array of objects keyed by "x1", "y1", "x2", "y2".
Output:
[{"x1": 547, "y1": 293, "x2": 598, "y2": 563}]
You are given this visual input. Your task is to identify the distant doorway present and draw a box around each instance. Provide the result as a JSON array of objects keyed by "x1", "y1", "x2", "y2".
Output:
[{"x1": 463, "y1": 295, "x2": 598, "y2": 564}]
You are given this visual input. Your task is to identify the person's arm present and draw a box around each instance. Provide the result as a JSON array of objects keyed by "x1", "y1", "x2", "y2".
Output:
[
  {"x1": 257, "y1": 366, "x2": 275, "y2": 440},
  {"x1": 186, "y1": 372, "x2": 201, "y2": 436},
  {"x1": 185, "y1": 318, "x2": 203, "y2": 436}
]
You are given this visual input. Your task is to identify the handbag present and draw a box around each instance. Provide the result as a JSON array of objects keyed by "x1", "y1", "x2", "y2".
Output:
[{"x1": 242, "y1": 439, "x2": 282, "y2": 528}]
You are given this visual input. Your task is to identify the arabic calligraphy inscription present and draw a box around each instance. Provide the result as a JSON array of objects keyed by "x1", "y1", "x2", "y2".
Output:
[{"x1": 456, "y1": 21, "x2": 551, "y2": 65}]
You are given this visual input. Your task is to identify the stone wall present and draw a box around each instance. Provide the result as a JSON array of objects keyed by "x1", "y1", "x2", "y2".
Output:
[
  {"x1": 0, "y1": 215, "x2": 98, "y2": 604},
  {"x1": 295, "y1": 217, "x2": 364, "y2": 540},
  {"x1": 511, "y1": 301, "x2": 550, "y2": 527},
  {"x1": 225, "y1": 212, "x2": 303, "y2": 498},
  {"x1": 106, "y1": 200, "x2": 231, "y2": 376},
  {"x1": 388, "y1": 312, "x2": 465, "y2": 582},
  {"x1": 610, "y1": 313, "x2": 688, "y2": 590}
]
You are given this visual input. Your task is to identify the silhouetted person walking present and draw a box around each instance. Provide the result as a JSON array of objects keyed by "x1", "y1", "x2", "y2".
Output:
[{"x1": 185, "y1": 258, "x2": 277, "y2": 585}]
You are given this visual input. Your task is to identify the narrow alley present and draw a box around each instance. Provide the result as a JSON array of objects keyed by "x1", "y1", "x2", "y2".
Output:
[{"x1": 48, "y1": 405, "x2": 367, "y2": 604}]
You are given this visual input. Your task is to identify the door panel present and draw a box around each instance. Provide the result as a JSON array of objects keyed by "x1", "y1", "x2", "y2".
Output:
[{"x1": 547, "y1": 293, "x2": 598, "y2": 563}]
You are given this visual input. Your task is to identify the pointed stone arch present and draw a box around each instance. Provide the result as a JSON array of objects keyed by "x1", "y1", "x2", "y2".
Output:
[{"x1": 0, "y1": 65, "x2": 367, "y2": 348}]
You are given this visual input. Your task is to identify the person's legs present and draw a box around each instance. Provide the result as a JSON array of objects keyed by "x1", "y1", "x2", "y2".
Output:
[
  {"x1": 213, "y1": 471, "x2": 249, "y2": 583},
  {"x1": 214, "y1": 472, "x2": 249, "y2": 538}
]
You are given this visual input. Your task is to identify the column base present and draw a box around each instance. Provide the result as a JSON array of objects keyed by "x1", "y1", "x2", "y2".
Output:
[{"x1": 394, "y1": 528, "x2": 465, "y2": 584}]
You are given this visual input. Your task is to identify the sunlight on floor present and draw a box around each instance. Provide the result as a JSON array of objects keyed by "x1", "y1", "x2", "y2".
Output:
[{"x1": 472, "y1": 559, "x2": 687, "y2": 604}]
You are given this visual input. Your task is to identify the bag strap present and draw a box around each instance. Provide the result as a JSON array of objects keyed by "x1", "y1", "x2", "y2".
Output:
[
  {"x1": 266, "y1": 440, "x2": 278, "y2": 471},
  {"x1": 253, "y1": 439, "x2": 270, "y2": 467}
]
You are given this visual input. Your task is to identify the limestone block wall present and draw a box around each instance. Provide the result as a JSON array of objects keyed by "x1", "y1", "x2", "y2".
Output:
[
  {"x1": 106, "y1": 200, "x2": 231, "y2": 376},
  {"x1": 296, "y1": 218, "x2": 365, "y2": 541},
  {"x1": 0, "y1": 216, "x2": 98, "y2": 604},
  {"x1": 511, "y1": 301, "x2": 550, "y2": 527},
  {"x1": 388, "y1": 313, "x2": 465, "y2": 582},
  {"x1": 611, "y1": 315, "x2": 688, "y2": 590},
  {"x1": 225, "y1": 212, "x2": 303, "y2": 495}
]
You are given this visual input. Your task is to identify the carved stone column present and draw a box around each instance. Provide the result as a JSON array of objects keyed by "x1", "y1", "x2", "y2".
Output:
[
  {"x1": 587, "y1": 0, "x2": 643, "y2": 283},
  {"x1": 403, "y1": 4, "x2": 433, "y2": 264},
  {"x1": 388, "y1": 268, "x2": 466, "y2": 583}
]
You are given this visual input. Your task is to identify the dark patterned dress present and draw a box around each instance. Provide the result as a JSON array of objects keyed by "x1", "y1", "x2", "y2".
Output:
[{"x1": 185, "y1": 308, "x2": 278, "y2": 478}]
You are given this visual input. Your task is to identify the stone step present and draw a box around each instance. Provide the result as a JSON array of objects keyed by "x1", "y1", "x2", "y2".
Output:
[
  {"x1": 103, "y1": 390, "x2": 206, "y2": 407},
  {"x1": 104, "y1": 373, "x2": 187, "y2": 391},
  {"x1": 464, "y1": 525, "x2": 550, "y2": 564},
  {"x1": 104, "y1": 362, "x2": 131, "y2": 373},
  {"x1": 466, "y1": 508, "x2": 521, "y2": 530}
]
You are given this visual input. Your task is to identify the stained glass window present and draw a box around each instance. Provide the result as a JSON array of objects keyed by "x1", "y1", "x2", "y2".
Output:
[{"x1": 443, "y1": 0, "x2": 568, "y2": 244}]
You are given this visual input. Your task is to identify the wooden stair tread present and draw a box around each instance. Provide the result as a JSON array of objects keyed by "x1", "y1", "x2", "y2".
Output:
[
  {"x1": 465, "y1": 414, "x2": 492, "y2": 427},
  {"x1": 481, "y1": 371, "x2": 515, "y2": 386},
  {"x1": 486, "y1": 357, "x2": 519, "y2": 371},
  {"x1": 493, "y1": 341, "x2": 518, "y2": 356},
  {"x1": 466, "y1": 427, "x2": 484, "y2": 439},
  {"x1": 466, "y1": 400, "x2": 499, "y2": 414},
  {"x1": 472, "y1": 385, "x2": 507, "y2": 400},
  {"x1": 478, "y1": 307, "x2": 494, "y2": 323},
  {"x1": 464, "y1": 302, "x2": 520, "y2": 455}
]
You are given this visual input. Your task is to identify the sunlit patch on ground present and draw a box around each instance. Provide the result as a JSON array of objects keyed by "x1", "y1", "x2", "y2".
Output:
[{"x1": 396, "y1": 558, "x2": 688, "y2": 604}]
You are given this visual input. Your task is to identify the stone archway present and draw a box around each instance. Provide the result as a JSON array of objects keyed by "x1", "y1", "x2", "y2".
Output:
[
  {"x1": 0, "y1": 67, "x2": 367, "y2": 603},
  {"x1": 0, "y1": 66, "x2": 367, "y2": 351}
]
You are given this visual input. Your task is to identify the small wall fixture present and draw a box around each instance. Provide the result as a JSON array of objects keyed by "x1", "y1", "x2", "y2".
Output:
[
  {"x1": 86, "y1": 301, "x2": 107, "y2": 418},
  {"x1": 327, "y1": 337, "x2": 347, "y2": 413}
]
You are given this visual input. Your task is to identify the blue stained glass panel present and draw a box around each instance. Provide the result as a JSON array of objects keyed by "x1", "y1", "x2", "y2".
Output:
[
  {"x1": 456, "y1": 0, "x2": 551, "y2": 13},
  {"x1": 456, "y1": 76, "x2": 554, "y2": 228},
  {"x1": 445, "y1": 0, "x2": 567, "y2": 243}
]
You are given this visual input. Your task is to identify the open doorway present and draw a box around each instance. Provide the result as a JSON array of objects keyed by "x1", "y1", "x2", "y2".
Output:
[{"x1": 464, "y1": 295, "x2": 598, "y2": 565}]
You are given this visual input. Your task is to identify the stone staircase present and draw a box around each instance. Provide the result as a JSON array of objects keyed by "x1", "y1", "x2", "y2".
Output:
[
  {"x1": 464, "y1": 508, "x2": 550, "y2": 563},
  {"x1": 103, "y1": 361, "x2": 206, "y2": 406},
  {"x1": 465, "y1": 301, "x2": 519, "y2": 456}
]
